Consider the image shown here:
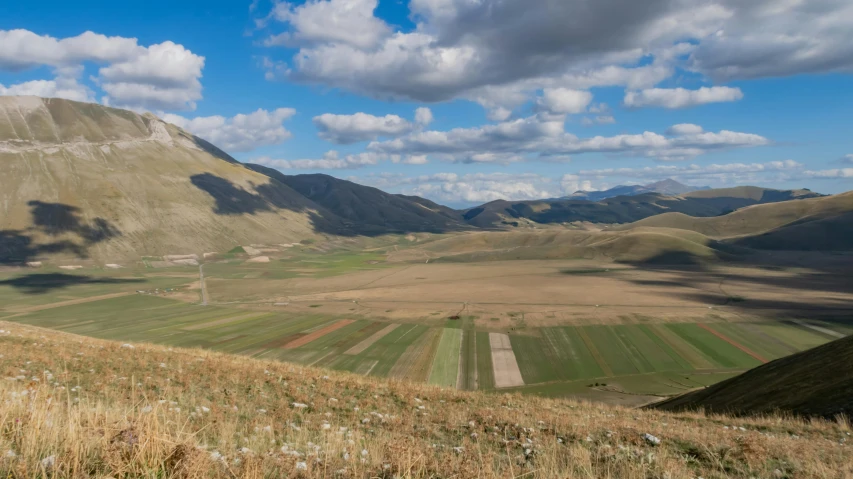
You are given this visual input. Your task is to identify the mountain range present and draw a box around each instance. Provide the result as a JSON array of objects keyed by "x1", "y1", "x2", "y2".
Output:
[{"x1": 0, "y1": 96, "x2": 844, "y2": 264}]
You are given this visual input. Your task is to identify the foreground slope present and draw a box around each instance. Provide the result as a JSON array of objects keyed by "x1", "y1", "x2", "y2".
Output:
[
  {"x1": 653, "y1": 334, "x2": 853, "y2": 418},
  {"x1": 1, "y1": 322, "x2": 850, "y2": 478},
  {"x1": 0, "y1": 96, "x2": 343, "y2": 263}
]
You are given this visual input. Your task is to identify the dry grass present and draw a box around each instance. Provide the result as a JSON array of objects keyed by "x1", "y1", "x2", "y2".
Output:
[{"x1": 1, "y1": 321, "x2": 851, "y2": 478}]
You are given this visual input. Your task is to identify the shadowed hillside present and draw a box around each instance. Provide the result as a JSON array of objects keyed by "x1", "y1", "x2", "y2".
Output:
[
  {"x1": 246, "y1": 168, "x2": 470, "y2": 234},
  {"x1": 652, "y1": 334, "x2": 853, "y2": 419},
  {"x1": 622, "y1": 191, "x2": 853, "y2": 248},
  {"x1": 462, "y1": 187, "x2": 822, "y2": 229}
]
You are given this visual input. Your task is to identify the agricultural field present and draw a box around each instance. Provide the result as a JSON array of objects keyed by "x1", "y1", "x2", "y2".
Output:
[{"x1": 2, "y1": 238, "x2": 852, "y2": 405}]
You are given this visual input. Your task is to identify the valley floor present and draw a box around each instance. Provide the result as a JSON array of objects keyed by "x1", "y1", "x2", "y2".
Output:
[{"x1": 1, "y1": 237, "x2": 851, "y2": 405}]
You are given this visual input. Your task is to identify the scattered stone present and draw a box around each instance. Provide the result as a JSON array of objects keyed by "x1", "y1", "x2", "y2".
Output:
[{"x1": 643, "y1": 433, "x2": 661, "y2": 446}]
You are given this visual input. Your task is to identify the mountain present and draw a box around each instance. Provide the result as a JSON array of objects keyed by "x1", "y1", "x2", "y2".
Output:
[
  {"x1": 568, "y1": 179, "x2": 709, "y2": 201},
  {"x1": 245, "y1": 168, "x2": 469, "y2": 234},
  {"x1": 461, "y1": 186, "x2": 823, "y2": 229},
  {"x1": 622, "y1": 191, "x2": 853, "y2": 249},
  {"x1": 652, "y1": 333, "x2": 853, "y2": 419},
  {"x1": 2, "y1": 320, "x2": 845, "y2": 477},
  {"x1": 0, "y1": 96, "x2": 353, "y2": 264}
]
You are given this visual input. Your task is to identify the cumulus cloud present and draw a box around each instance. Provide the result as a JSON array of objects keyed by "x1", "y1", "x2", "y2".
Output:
[
  {"x1": 313, "y1": 108, "x2": 430, "y2": 144},
  {"x1": 0, "y1": 29, "x2": 204, "y2": 111},
  {"x1": 0, "y1": 75, "x2": 93, "y2": 102},
  {"x1": 624, "y1": 86, "x2": 744, "y2": 109},
  {"x1": 355, "y1": 172, "x2": 561, "y2": 204},
  {"x1": 251, "y1": 150, "x2": 383, "y2": 170},
  {"x1": 579, "y1": 160, "x2": 804, "y2": 184},
  {"x1": 260, "y1": 0, "x2": 853, "y2": 108},
  {"x1": 536, "y1": 88, "x2": 593, "y2": 115},
  {"x1": 265, "y1": 0, "x2": 391, "y2": 49},
  {"x1": 163, "y1": 108, "x2": 296, "y2": 153},
  {"x1": 802, "y1": 168, "x2": 853, "y2": 179},
  {"x1": 368, "y1": 115, "x2": 768, "y2": 163},
  {"x1": 841, "y1": 154, "x2": 853, "y2": 164}
]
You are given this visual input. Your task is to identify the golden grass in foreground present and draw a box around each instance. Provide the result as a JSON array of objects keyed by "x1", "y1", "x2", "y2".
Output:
[{"x1": 0, "y1": 321, "x2": 851, "y2": 478}]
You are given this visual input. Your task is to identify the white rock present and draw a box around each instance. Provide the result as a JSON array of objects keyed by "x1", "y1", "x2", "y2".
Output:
[
  {"x1": 40, "y1": 455, "x2": 56, "y2": 468},
  {"x1": 643, "y1": 433, "x2": 661, "y2": 446},
  {"x1": 120, "y1": 344, "x2": 135, "y2": 349},
  {"x1": 291, "y1": 402, "x2": 308, "y2": 409},
  {"x1": 296, "y1": 462, "x2": 307, "y2": 470}
]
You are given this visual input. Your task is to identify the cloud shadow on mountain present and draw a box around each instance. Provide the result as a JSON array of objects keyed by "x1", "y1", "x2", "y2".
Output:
[
  {"x1": 0, "y1": 273, "x2": 144, "y2": 295},
  {"x1": 0, "y1": 202, "x2": 122, "y2": 265}
]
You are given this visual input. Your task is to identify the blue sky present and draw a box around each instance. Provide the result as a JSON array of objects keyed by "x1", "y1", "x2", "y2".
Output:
[{"x1": 1, "y1": 0, "x2": 851, "y2": 207}]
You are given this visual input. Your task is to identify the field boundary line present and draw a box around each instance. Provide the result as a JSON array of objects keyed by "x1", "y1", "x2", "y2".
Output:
[
  {"x1": 182, "y1": 312, "x2": 269, "y2": 331},
  {"x1": 7, "y1": 292, "x2": 135, "y2": 313},
  {"x1": 789, "y1": 319, "x2": 845, "y2": 339},
  {"x1": 344, "y1": 324, "x2": 400, "y2": 355},
  {"x1": 697, "y1": 324, "x2": 768, "y2": 363},
  {"x1": 576, "y1": 327, "x2": 614, "y2": 377},
  {"x1": 282, "y1": 319, "x2": 355, "y2": 349}
]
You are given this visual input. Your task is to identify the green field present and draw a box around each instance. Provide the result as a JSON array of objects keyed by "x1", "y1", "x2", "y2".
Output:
[
  {"x1": 428, "y1": 328, "x2": 463, "y2": 388},
  {"x1": 1, "y1": 267, "x2": 848, "y2": 400}
]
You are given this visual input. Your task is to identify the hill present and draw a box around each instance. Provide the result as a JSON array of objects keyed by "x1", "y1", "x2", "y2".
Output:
[
  {"x1": 623, "y1": 191, "x2": 853, "y2": 249},
  {"x1": 568, "y1": 179, "x2": 709, "y2": 201},
  {"x1": 245, "y1": 168, "x2": 468, "y2": 234},
  {"x1": 652, "y1": 333, "x2": 853, "y2": 419},
  {"x1": 461, "y1": 186, "x2": 821, "y2": 229},
  {"x1": 0, "y1": 96, "x2": 352, "y2": 264},
  {"x1": 1, "y1": 321, "x2": 849, "y2": 478},
  {"x1": 407, "y1": 227, "x2": 735, "y2": 264}
]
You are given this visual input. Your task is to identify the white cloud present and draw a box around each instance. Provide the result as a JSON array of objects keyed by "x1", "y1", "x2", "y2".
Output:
[
  {"x1": 261, "y1": 0, "x2": 853, "y2": 108},
  {"x1": 163, "y1": 108, "x2": 296, "y2": 152},
  {"x1": 0, "y1": 29, "x2": 204, "y2": 111},
  {"x1": 251, "y1": 150, "x2": 383, "y2": 170},
  {"x1": 841, "y1": 154, "x2": 853, "y2": 164},
  {"x1": 536, "y1": 88, "x2": 593, "y2": 115},
  {"x1": 314, "y1": 112, "x2": 414, "y2": 144},
  {"x1": 0, "y1": 30, "x2": 138, "y2": 70},
  {"x1": 0, "y1": 75, "x2": 92, "y2": 102},
  {"x1": 312, "y1": 107, "x2": 434, "y2": 144},
  {"x1": 266, "y1": 0, "x2": 391, "y2": 49},
  {"x1": 579, "y1": 160, "x2": 804, "y2": 184},
  {"x1": 368, "y1": 115, "x2": 768, "y2": 163},
  {"x1": 624, "y1": 86, "x2": 744, "y2": 109},
  {"x1": 803, "y1": 168, "x2": 853, "y2": 179},
  {"x1": 414, "y1": 107, "x2": 433, "y2": 127}
]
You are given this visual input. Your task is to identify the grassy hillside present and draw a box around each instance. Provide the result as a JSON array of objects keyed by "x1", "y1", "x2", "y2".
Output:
[
  {"x1": 415, "y1": 228, "x2": 733, "y2": 264},
  {"x1": 0, "y1": 96, "x2": 345, "y2": 264},
  {"x1": 623, "y1": 191, "x2": 853, "y2": 245},
  {"x1": 1, "y1": 321, "x2": 850, "y2": 478},
  {"x1": 652, "y1": 333, "x2": 853, "y2": 418}
]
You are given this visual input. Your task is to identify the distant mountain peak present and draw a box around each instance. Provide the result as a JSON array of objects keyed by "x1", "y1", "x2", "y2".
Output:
[{"x1": 567, "y1": 178, "x2": 709, "y2": 202}]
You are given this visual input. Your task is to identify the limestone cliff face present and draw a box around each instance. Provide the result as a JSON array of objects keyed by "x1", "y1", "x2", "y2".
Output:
[{"x1": 0, "y1": 96, "x2": 333, "y2": 263}]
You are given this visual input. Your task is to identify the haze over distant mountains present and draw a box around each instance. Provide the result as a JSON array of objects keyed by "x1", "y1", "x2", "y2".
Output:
[
  {"x1": 565, "y1": 179, "x2": 711, "y2": 201},
  {"x1": 0, "y1": 97, "x2": 846, "y2": 264}
]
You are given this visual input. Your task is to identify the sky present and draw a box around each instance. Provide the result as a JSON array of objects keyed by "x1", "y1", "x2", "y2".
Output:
[{"x1": 1, "y1": 0, "x2": 851, "y2": 208}]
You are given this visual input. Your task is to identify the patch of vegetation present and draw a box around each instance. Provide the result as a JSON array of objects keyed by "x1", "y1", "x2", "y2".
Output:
[{"x1": 227, "y1": 246, "x2": 246, "y2": 254}]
